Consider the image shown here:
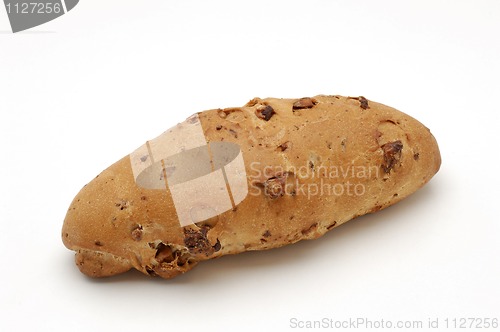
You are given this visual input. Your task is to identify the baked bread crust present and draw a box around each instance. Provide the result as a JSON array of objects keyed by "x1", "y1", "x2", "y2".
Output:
[{"x1": 62, "y1": 95, "x2": 441, "y2": 279}]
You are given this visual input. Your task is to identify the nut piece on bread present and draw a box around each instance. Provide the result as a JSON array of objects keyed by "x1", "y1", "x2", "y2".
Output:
[{"x1": 62, "y1": 95, "x2": 441, "y2": 279}]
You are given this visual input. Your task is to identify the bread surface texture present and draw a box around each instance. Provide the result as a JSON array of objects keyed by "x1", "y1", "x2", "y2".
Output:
[{"x1": 62, "y1": 95, "x2": 441, "y2": 279}]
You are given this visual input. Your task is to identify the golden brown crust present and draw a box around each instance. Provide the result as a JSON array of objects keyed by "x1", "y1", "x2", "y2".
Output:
[{"x1": 62, "y1": 95, "x2": 441, "y2": 279}]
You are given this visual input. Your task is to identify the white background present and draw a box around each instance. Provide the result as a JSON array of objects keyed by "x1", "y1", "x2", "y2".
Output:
[{"x1": 1, "y1": 1, "x2": 499, "y2": 331}]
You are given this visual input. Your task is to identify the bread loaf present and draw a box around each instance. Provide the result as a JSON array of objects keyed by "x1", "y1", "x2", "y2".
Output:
[{"x1": 62, "y1": 95, "x2": 441, "y2": 279}]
